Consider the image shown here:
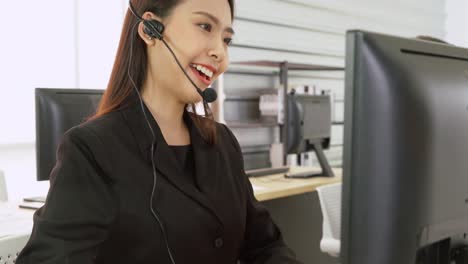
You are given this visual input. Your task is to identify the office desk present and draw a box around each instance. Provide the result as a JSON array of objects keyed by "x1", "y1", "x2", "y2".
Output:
[{"x1": 250, "y1": 166, "x2": 342, "y2": 201}]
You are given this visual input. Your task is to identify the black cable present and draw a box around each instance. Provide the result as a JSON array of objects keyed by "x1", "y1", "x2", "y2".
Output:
[{"x1": 127, "y1": 20, "x2": 177, "y2": 264}]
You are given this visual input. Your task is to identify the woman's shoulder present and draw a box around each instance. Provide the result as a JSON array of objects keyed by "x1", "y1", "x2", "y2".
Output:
[
  {"x1": 187, "y1": 112, "x2": 231, "y2": 137},
  {"x1": 185, "y1": 111, "x2": 239, "y2": 150},
  {"x1": 65, "y1": 110, "x2": 126, "y2": 146},
  {"x1": 214, "y1": 121, "x2": 232, "y2": 138},
  {"x1": 211, "y1": 120, "x2": 242, "y2": 153}
]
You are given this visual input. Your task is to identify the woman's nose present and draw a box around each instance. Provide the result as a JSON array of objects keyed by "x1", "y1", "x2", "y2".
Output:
[{"x1": 208, "y1": 39, "x2": 226, "y2": 62}]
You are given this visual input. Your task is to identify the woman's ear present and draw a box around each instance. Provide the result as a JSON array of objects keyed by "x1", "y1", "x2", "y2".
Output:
[{"x1": 137, "y1": 11, "x2": 164, "y2": 45}]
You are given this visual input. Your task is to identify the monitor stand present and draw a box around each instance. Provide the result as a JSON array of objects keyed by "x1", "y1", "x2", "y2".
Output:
[
  {"x1": 285, "y1": 142, "x2": 335, "y2": 178},
  {"x1": 313, "y1": 141, "x2": 335, "y2": 177}
]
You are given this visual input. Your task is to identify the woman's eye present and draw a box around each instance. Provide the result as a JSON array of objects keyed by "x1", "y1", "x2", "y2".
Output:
[
  {"x1": 198, "y1": 23, "x2": 212, "y2": 32},
  {"x1": 224, "y1": 38, "x2": 233, "y2": 46}
]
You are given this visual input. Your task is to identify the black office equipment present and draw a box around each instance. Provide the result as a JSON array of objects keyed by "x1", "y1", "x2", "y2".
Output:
[
  {"x1": 245, "y1": 166, "x2": 290, "y2": 177},
  {"x1": 35, "y1": 88, "x2": 103, "y2": 181},
  {"x1": 285, "y1": 92, "x2": 334, "y2": 178},
  {"x1": 342, "y1": 30, "x2": 468, "y2": 264}
]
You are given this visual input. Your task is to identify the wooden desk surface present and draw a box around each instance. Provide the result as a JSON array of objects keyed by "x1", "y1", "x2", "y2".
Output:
[{"x1": 250, "y1": 166, "x2": 342, "y2": 201}]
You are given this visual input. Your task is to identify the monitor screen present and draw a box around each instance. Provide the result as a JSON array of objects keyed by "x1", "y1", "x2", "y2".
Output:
[
  {"x1": 342, "y1": 30, "x2": 468, "y2": 264},
  {"x1": 35, "y1": 88, "x2": 103, "y2": 181}
]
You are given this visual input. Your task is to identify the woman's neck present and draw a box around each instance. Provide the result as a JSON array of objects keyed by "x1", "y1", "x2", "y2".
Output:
[{"x1": 141, "y1": 85, "x2": 190, "y2": 145}]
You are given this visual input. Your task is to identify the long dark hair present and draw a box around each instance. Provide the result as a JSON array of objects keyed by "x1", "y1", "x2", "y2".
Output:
[{"x1": 92, "y1": 0, "x2": 235, "y2": 145}]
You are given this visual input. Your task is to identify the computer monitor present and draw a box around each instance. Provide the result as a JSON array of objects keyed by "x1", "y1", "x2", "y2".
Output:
[
  {"x1": 35, "y1": 88, "x2": 103, "y2": 181},
  {"x1": 342, "y1": 30, "x2": 468, "y2": 264},
  {"x1": 286, "y1": 92, "x2": 334, "y2": 177},
  {"x1": 286, "y1": 93, "x2": 331, "y2": 153}
]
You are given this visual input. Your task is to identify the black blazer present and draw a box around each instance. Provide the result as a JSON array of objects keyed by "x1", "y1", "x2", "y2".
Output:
[{"x1": 17, "y1": 100, "x2": 301, "y2": 264}]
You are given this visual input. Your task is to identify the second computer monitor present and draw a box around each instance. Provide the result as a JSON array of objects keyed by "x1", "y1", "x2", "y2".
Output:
[
  {"x1": 286, "y1": 93, "x2": 331, "y2": 154},
  {"x1": 35, "y1": 88, "x2": 104, "y2": 181}
]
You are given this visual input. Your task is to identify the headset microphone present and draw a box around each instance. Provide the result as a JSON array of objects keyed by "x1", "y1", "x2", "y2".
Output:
[
  {"x1": 201, "y1": 87, "x2": 217, "y2": 103},
  {"x1": 129, "y1": 1, "x2": 217, "y2": 103}
]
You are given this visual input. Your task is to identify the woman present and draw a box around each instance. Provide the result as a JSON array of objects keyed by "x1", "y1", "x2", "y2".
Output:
[{"x1": 17, "y1": 0, "x2": 301, "y2": 263}]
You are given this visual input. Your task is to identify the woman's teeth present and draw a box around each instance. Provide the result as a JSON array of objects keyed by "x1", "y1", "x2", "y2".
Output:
[{"x1": 191, "y1": 64, "x2": 213, "y2": 78}]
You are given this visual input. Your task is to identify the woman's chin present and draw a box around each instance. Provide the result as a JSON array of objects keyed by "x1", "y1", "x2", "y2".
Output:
[{"x1": 182, "y1": 92, "x2": 203, "y2": 105}]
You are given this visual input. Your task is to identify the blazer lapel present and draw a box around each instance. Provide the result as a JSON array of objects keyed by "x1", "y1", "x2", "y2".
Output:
[
  {"x1": 154, "y1": 111, "x2": 223, "y2": 225},
  {"x1": 122, "y1": 101, "x2": 222, "y2": 225},
  {"x1": 188, "y1": 114, "x2": 223, "y2": 206}
]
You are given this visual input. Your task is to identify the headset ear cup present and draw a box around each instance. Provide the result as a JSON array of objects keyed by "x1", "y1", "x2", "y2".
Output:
[
  {"x1": 142, "y1": 23, "x2": 155, "y2": 38},
  {"x1": 143, "y1": 20, "x2": 165, "y2": 40}
]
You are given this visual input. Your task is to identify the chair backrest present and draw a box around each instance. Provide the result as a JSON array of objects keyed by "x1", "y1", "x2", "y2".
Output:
[
  {"x1": 316, "y1": 182, "x2": 342, "y2": 257},
  {"x1": 0, "y1": 234, "x2": 30, "y2": 264},
  {"x1": 0, "y1": 170, "x2": 7, "y2": 202}
]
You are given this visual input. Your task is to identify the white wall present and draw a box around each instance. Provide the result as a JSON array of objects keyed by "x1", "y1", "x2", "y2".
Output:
[
  {"x1": 0, "y1": 0, "x2": 127, "y2": 201},
  {"x1": 445, "y1": 0, "x2": 468, "y2": 47},
  {"x1": 0, "y1": 0, "x2": 449, "y2": 201}
]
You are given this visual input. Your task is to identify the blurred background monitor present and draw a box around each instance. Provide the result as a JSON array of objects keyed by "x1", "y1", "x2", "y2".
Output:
[
  {"x1": 286, "y1": 92, "x2": 334, "y2": 177},
  {"x1": 342, "y1": 30, "x2": 468, "y2": 264},
  {"x1": 35, "y1": 88, "x2": 103, "y2": 181},
  {"x1": 286, "y1": 93, "x2": 331, "y2": 154}
]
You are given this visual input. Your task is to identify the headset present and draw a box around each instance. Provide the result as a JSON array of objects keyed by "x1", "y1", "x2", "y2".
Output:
[
  {"x1": 125, "y1": 1, "x2": 220, "y2": 263},
  {"x1": 128, "y1": 1, "x2": 218, "y2": 103}
]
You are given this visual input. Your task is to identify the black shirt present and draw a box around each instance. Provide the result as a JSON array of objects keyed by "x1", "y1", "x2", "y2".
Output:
[{"x1": 169, "y1": 144, "x2": 196, "y2": 188}]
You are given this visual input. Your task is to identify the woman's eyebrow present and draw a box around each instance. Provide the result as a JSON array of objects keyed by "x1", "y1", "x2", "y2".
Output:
[{"x1": 193, "y1": 11, "x2": 235, "y2": 35}]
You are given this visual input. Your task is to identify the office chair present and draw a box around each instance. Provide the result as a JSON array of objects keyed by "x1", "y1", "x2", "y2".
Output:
[
  {"x1": 0, "y1": 233, "x2": 30, "y2": 263},
  {"x1": 317, "y1": 182, "x2": 342, "y2": 257},
  {"x1": 0, "y1": 170, "x2": 7, "y2": 202}
]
